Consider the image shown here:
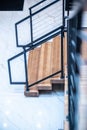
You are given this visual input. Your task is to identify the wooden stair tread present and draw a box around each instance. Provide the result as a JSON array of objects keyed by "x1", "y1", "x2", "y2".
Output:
[
  {"x1": 36, "y1": 83, "x2": 52, "y2": 90},
  {"x1": 50, "y1": 78, "x2": 65, "y2": 84},
  {"x1": 37, "y1": 42, "x2": 52, "y2": 84},
  {"x1": 52, "y1": 36, "x2": 61, "y2": 78},
  {"x1": 24, "y1": 89, "x2": 39, "y2": 97},
  {"x1": 37, "y1": 42, "x2": 52, "y2": 91},
  {"x1": 25, "y1": 47, "x2": 40, "y2": 97},
  {"x1": 28, "y1": 47, "x2": 40, "y2": 84}
]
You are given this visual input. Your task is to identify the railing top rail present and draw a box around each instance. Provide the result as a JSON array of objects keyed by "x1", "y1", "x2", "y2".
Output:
[
  {"x1": 15, "y1": 15, "x2": 30, "y2": 25},
  {"x1": 15, "y1": 24, "x2": 62, "y2": 48},
  {"x1": 29, "y1": 0, "x2": 46, "y2": 10},
  {"x1": 8, "y1": 27, "x2": 62, "y2": 61},
  {"x1": 30, "y1": 0, "x2": 61, "y2": 16},
  {"x1": 16, "y1": 0, "x2": 61, "y2": 25}
]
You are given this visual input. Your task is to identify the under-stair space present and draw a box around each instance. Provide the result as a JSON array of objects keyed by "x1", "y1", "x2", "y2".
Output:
[{"x1": 24, "y1": 33, "x2": 67, "y2": 97}]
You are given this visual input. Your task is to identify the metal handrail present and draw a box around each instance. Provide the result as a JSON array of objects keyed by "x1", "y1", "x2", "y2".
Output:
[
  {"x1": 15, "y1": 0, "x2": 63, "y2": 47},
  {"x1": 29, "y1": 0, "x2": 47, "y2": 10},
  {"x1": 8, "y1": 0, "x2": 65, "y2": 91},
  {"x1": 28, "y1": 70, "x2": 62, "y2": 88},
  {"x1": 30, "y1": 0, "x2": 60, "y2": 16},
  {"x1": 8, "y1": 28, "x2": 62, "y2": 85}
]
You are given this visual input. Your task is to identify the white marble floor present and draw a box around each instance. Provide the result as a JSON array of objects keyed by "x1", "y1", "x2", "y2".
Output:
[{"x1": 0, "y1": 90, "x2": 64, "y2": 130}]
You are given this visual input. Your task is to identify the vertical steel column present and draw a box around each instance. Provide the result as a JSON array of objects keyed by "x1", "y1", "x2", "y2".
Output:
[
  {"x1": 67, "y1": 10, "x2": 70, "y2": 130},
  {"x1": 29, "y1": 8, "x2": 33, "y2": 45},
  {"x1": 61, "y1": 28, "x2": 64, "y2": 78},
  {"x1": 15, "y1": 24, "x2": 19, "y2": 47},
  {"x1": 63, "y1": 0, "x2": 65, "y2": 26},
  {"x1": 8, "y1": 60, "x2": 12, "y2": 84},
  {"x1": 23, "y1": 47, "x2": 29, "y2": 91}
]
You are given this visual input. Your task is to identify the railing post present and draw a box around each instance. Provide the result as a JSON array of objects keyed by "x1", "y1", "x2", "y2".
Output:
[
  {"x1": 61, "y1": 28, "x2": 64, "y2": 78},
  {"x1": 23, "y1": 47, "x2": 29, "y2": 91},
  {"x1": 8, "y1": 59, "x2": 12, "y2": 84},
  {"x1": 63, "y1": 0, "x2": 65, "y2": 27},
  {"x1": 29, "y1": 8, "x2": 33, "y2": 45}
]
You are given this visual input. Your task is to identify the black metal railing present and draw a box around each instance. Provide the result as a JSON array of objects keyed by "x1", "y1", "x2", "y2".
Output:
[
  {"x1": 15, "y1": 0, "x2": 63, "y2": 47},
  {"x1": 8, "y1": 0, "x2": 65, "y2": 91},
  {"x1": 67, "y1": 9, "x2": 83, "y2": 130}
]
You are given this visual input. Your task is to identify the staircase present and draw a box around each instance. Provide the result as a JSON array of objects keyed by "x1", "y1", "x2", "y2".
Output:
[
  {"x1": 8, "y1": 0, "x2": 65, "y2": 96},
  {"x1": 24, "y1": 35, "x2": 67, "y2": 96}
]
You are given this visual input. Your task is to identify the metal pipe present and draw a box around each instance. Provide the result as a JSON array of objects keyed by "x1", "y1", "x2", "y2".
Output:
[
  {"x1": 25, "y1": 26, "x2": 62, "y2": 47},
  {"x1": 23, "y1": 47, "x2": 29, "y2": 91},
  {"x1": 29, "y1": 0, "x2": 60, "y2": 16},
  {"x1": 28, "y1": 70, "x2": 62, "y2": 88},
  {"x1": 29, "y1": 0, "x2": 47, "y2": 10},
  {"x1": 15, "y1": 24, "x2": 19, "y2": 47},
  {"x1": 29, "y1": 8, "x2": 33, "y2": 45},
  {"x1": 61, "y1": 28, "x2": 64, "y2": 78},
  {"x1": 16, "y1": 26, "x2": 62, "y2": 48},
  {"x1": 8, "y1": 60, "x2": 12, "y2": 84},
  {"x1": 63, "y1": 0, "x2": 65, "y2": 26}
]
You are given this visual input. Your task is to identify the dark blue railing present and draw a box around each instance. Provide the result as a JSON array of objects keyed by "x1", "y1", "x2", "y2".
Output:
[
  {"x1": 67, "y1": 9, "x2": 83, "y2": 130},
  {"x1": 8, "y1": 0, "x2": 65, "y2": 91}
]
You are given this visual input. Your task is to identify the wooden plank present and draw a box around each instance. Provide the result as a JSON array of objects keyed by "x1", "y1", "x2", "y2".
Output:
[
  {"x1": 26, "y1": 47, "x2": 40, "y2": 96},
  {"x1": 51, "y1": 36, "x2": 61, "y2": 78},
  {"x1": 42, "y1": 42, "x2": 52, "y2": 83},
  {"x1": 37, "y1": 42, "x2": 52, "y2": 90},
  {"x1": 50, "y1": 78, "x2": 65, "y2": 84},
  {"x1": 24, "y1": 88, "x2": 39, "y2": 97},
  {"x1": 28, "y1": 47, "x2": 40, "y2": 84},
  {"x1": 37, "y1": 44, "x2": 45, "y2": 82},
  {"x1": 28, "y1": 50, "x2": 33, "y2": 83},
  {"x1": 81, "y1": 38, "x2": 87, "y2": 61},
  {"x1": 37, "y1": 84, "x2": 52, "y2": 90}
]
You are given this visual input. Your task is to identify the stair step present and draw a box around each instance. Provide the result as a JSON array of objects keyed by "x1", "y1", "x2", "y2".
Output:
[
  {"x1": 24, "y1": 47, "x2": 40, "y2": 97},
  {"x1": 50, "y1": 78, "x2": 65, "y2": 84},
  {"x1": 37, "y1": 42, "x2": 52, "y2": 91},
  {"x1": 24, "y1": 89, "x2": 39, "y2": 97},
  {"x1": 36, "y1": 83, "x2": 52, "y2": 90},
  {"x1": 51, "y1": 36, "x2": 61, "y2": 78},
  {"x1": 38, "y1": 42, "x2": 52, "y2": 84},
  {"x1": 37, "y1": 43, "x2": 46, "y2": 82},
  {"x1": 24, "y1": 86, "x2": 39, "y2": 97},
  {"x1": 28, "y1": 47, "x2": 40, "y2": 84}
]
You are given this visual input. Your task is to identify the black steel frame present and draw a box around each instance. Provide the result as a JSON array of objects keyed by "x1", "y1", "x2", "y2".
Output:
[
  {"x1": 8, "y1": 0, "x2": 65, "y2": 92},
  {"x1": 67, "y1": 8, "x2": 83, "y2": 130},
  {"x1": 15, "y1": 0, "x2": 63, "y2": 48}
]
